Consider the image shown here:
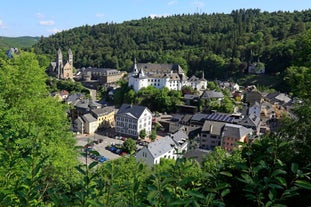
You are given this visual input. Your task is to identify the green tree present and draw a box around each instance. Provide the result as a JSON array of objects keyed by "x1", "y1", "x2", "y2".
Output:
[
  {"x1": 122, "y1": 138, "x2": 137, "y2": 154},
  {"x1": 149, "y1": 130, "x2": 157, "y2": 141},
  {"x1": 139, "y1": 129, "x2": 146, "y2": 139}
]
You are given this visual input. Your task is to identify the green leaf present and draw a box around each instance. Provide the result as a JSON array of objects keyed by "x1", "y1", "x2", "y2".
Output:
[
  {"x1": 271, "y1": 169, "x2": 287, "y2": 177},
  {"x1": 219, "y1": 171, "x2": 233, "y2": 177},
  {"x1": 221, "y1": 188, "x2": 230, "y2": 197},
  {"x1": 89, "y1": 161, "x2": 98, "y2": 169},
  {"x1": 295, "y1": 180, "x2": 311, "y2": 190},
  {"x1": 239, "y1": 173, "x2": 254, "y2": 184},
  {"x1": 188, "y1": 190, "x2": 205, "y2": 199},
  {"x1": 275, "y1": 177, "x2": 287, "y2": 187},
  {"x1": 291, "y1": 163, "x2": 298, "y2": 174},
  {"x1": 75, "y1": 165, "x2": 86, "y2": 175}
]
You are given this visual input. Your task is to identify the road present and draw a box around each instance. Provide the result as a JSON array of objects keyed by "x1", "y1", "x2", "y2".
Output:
[{"x1": 76, "y1": 133, "x2": 124, "y2": 164}]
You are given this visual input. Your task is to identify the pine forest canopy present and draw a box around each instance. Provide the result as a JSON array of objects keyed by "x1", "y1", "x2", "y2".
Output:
[{"x1": 34, "y1": 9, "x2": 311, "y2": 81}]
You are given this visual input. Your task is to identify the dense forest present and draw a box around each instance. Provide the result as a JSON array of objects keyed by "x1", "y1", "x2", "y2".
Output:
[
  {"x1": 34, "y1": 9, "x2": 311, "y2": 84},
  {"x1": 0, "y1": 9, "x2": 311, "y2": 206}
]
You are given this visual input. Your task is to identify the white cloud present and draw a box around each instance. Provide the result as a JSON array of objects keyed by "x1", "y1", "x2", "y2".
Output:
[
  {"x1": 39, "y1": 20, "x2": 55, "y2": 26},
  {"x1": 96, "y1": 13, "x2": 105, "y2": 18},
  {"x1": 168, "y1": 0, "x2": 177, "y2": 5},
  {"x1": 149, "y1": 13, "x2": 169, "y2": 19},
  {"x1": 0, "y1": 19, "x2": 5, "y2": 29}
]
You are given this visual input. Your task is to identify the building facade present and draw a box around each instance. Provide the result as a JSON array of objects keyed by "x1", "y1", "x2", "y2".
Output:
[{"x1": 115, "y1": 104, "x2": 152, "y2": 138}]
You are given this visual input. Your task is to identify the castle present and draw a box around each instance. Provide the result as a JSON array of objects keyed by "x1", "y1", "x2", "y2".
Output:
[
  {"x1": 48, "y1": 48, "x2": 73, "y2": 79},
  {"x1": 128, "y1": 59, "x2": 207, "y2": 92}
]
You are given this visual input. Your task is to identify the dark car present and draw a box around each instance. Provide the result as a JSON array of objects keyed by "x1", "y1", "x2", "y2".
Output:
[{"x1": 108, "y1": 146, "x2": 117, "y2": 152}]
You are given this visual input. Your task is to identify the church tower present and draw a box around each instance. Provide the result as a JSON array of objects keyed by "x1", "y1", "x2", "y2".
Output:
[
  {"x1": 68, "y1": 49, "x2": 73, "y2": 66},
  {"x1": 57, "y1": 48, "x2": 63, "y2": 79}
]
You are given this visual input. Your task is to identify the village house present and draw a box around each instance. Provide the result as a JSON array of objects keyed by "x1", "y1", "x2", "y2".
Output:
[
  {"x1": 115, "y1": 104, "x2": 152, "y2": 138},
  {"x1": 200, "y1": 120, "x2": 226, "y2": 150},
  {"x1": 90, "y1": 106, "x2": 115, "y2": 129},
  {"x1": 136, "y1": 130, "x2": 188, "y2": 166},
  {"x1": 221, "y1": 123, "x2": 252, "y2": 152}
]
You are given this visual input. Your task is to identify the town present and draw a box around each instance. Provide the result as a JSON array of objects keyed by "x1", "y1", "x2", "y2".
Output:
[{"x1": 47, "y1": 48, "x2": 293, "y2": 166}]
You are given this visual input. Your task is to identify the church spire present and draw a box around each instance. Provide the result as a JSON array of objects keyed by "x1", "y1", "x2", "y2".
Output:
[
  {"x1": 133, "y1": 58, "x2": 138, "y2": 74},
  {"x1": 201, "y1": 69, "x2": 206, "y2": 80}
]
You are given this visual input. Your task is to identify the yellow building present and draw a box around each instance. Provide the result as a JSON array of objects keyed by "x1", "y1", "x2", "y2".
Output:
[{"x1": 91, "y1": 106, "x2": 115, "y2": 128}]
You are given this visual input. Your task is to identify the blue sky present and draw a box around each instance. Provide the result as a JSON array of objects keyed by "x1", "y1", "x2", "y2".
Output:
[{"x1": 0, "y1": 0, "x2": 310, "y2": 37}]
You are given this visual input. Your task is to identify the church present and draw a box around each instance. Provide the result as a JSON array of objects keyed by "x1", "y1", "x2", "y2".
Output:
[
  {"x1": 47, "y1": 48, "x2": 73, "y2": 79},
  {"x1": 128, "y1": 59, "x2": 207, "y2": 92}
]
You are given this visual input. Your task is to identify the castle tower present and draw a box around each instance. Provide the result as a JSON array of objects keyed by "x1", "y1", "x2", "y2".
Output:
[
  {"x1": 68, "y1": 49, "x2": 73, "y2": 66},
  {"x1": 57, "y1": 48, "x2": 63, "y2": 79}
]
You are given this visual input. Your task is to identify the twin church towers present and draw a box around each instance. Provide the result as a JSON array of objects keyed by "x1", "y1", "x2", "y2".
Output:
[{"x1": 48, "y1": 48, "x2": 73, "y2": 79}]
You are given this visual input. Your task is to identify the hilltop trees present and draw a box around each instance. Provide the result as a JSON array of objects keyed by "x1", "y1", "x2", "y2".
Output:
[{"x1": 34, "y1": 9, "x2": 311, "y2": 82}]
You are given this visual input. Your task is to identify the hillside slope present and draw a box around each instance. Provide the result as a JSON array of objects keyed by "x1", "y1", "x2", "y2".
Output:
[{"x1": 0, "y1": 36, "x2": 40, "y2": 49}]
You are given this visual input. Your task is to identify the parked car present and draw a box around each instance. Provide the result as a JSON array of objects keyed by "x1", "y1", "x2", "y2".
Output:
[
  {"x1": 98, "y1": 156, "x2": 108, "y2": 163},
  {"x1": 115, "y1": 148, "x2": 122, "y2": 155},
  {"x1": 108, "y1": 146, "x2": 117, "y2": 152}
]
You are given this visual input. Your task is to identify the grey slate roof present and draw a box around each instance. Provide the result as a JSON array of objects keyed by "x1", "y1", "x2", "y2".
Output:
[
  {"x1": 222, "y1": 123, "x2": 252, "y2": 138},
  {"x1": 266, "y1": 92, "x2": 291, "y2": 105},
  {"x1": 171, "y1": 130, "x2": 188, "y2": 146},
  {"x1": 117, "y1": 104, "x2": 148, "y2": 119},
  {"x1": 91, "y1": 106, "x2": 114, "y2": 118},
  {"x1": 147, "y1": 130, "x2": 188, "y2": 158},
  {"x1": 147, "y1": 136, "x2": 176, "y2": 158},
  {"x1": 201, "y1": 121, "x2": 226, "y2": 136},
  {"x1": 135, "y1": 63, "x2": 183, "y2": 74},
  {"x1": 82, "y1": 113, "x2": 97, "y2": 123},
  {"x1": 191, "y1": 113, "x2": 208, "y2": 122},
  {"x1": 238, "y1": 114, "x2": 261, "y2": 129},
  {"x1": 184, "y1": 94, "x2": 199, "y2": 100},
  {"x1": 201, "y1": 90, "x2": 224, "y2": 99}
]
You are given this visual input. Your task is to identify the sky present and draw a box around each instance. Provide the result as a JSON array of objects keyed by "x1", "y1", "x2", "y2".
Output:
[{"x1": 0, "y1": 0, "x2": 311, "y2": 37}]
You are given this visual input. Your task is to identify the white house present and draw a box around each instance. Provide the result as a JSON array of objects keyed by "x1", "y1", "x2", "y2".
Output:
[
  {"x1": 187, "y1": 74, "x2": 207, "y2": 91},
  {"x1": 115, "y1": 104, "x2": 152, "y2": 138},
  {"x1": 136, "y1": 130, "x2": 188, "y2": 166}
]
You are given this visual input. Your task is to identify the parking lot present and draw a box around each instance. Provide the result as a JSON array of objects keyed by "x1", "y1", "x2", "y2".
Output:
[{"x1": 76, "y1": 133, "x2": 125, "y2": 164}]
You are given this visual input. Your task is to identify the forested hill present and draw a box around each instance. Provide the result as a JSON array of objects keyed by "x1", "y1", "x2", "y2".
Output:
[
  {"x1": 0, "y1": 36, "x2": 40, "y2": 49},
  {"x1": 34, "y1": 9, "x2": 311, "y2": 79}
]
